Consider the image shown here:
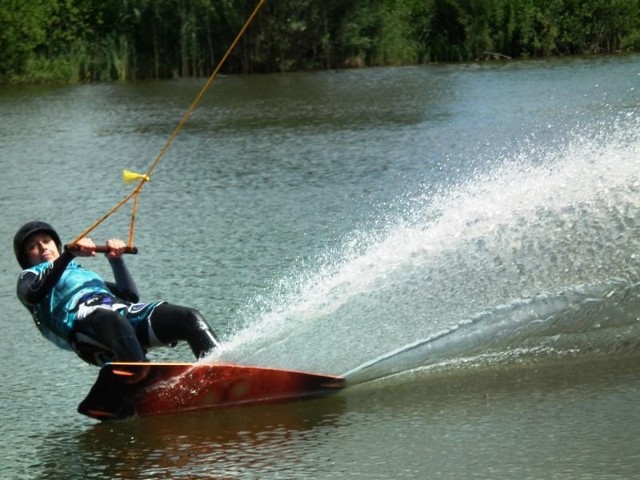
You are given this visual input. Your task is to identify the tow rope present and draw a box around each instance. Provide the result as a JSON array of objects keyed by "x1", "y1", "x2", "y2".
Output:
[{"x1": 68, "y1": 0, "x2": 266, "y2": 253}]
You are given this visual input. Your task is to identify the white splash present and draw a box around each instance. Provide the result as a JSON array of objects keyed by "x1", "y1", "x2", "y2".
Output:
[{"x1": 210, "y1": 112, "x2": 640, "y2": 376}]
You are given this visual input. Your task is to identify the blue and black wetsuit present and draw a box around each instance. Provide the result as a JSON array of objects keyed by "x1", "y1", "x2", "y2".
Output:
[{"x1": 17, "y1": 250, "x2": 219, "y2": 366}]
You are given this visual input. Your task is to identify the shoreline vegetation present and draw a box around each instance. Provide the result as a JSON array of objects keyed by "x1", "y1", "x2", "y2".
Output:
[{"x1": 2, "y1": 0, "x2": 640, "y2": 84}]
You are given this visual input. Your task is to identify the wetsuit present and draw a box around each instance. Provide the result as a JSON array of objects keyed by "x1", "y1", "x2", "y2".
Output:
[{"x1": 16, "y1": 249, "x2": 219, "y2": 366}]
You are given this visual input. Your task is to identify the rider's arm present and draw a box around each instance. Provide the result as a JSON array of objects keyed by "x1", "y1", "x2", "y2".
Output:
[
  {"x1": 17, "y1": 250, "x2": 75, "y2": 306},
  {"x1": 107, "y1": 257, "x2": 140, "y2": 302}
]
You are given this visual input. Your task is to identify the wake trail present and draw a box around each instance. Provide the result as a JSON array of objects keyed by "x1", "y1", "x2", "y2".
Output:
[{"x1": 211, "y1": 111, "x2": 640, "y2": 378}]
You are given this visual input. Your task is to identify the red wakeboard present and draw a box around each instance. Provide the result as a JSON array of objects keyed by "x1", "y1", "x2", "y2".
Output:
[{"x1": 78, "y1": 362, "x2": 344, "y2": 421}]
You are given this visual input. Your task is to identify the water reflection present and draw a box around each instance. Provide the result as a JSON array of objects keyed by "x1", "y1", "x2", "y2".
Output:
[{"x1": 35, "y1": 396, "x2": 346, "y2": 479}]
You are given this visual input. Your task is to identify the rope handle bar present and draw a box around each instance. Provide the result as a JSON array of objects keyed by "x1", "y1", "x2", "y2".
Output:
[{"x1": 64, "y1": 244, "x2": 139, "y2": 255}]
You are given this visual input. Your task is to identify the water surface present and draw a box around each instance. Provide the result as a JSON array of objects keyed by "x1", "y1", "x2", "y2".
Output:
[{"x1": 1, "y1": 55, "x2": 640, "y2": 478}]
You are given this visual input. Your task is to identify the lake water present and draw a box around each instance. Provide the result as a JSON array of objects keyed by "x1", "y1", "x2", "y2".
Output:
[{"x1": 1, "y1": 55, "x2": 640, "y2": 478}]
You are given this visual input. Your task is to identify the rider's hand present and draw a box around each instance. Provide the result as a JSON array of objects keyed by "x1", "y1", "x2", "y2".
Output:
[
  {"x1": 105, "y1": 238, "x2": 127, "y2": 259},
  {"x1": 72, "y1": 238, "x2": 96, "y2": 257}
]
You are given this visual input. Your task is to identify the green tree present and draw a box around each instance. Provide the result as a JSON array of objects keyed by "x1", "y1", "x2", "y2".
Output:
[
  {"x1": 3, "y1": 0, "x2": 640, "y2": 83},
  {"x1": 0, "y1": 0, "x2": 54, "y2": 79}
]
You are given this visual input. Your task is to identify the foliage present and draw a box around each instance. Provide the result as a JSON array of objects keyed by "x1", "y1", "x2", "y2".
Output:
[{"x1": 1, "y1": 0, "x2": 640, "y2": 83}]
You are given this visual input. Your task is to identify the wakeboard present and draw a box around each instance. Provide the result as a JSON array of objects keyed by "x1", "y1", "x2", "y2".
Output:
[{"x1": 78, "y1": 362, "x2": 345, "y2": 421}]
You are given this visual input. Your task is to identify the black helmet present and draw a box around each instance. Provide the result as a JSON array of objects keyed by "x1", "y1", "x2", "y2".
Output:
[{"x1": 14, "y1": 221, "x2": 62, "y2": 268}]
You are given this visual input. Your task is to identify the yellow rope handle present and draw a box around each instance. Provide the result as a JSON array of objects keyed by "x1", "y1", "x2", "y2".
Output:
[{"x1": 70, "y1": 0, "x2": 266, "y2": 247}]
